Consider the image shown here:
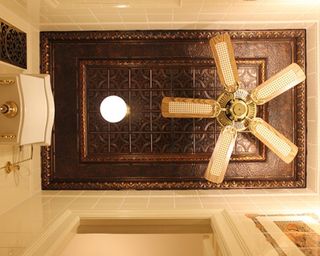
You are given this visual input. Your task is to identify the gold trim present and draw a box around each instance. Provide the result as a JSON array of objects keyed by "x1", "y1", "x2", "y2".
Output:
[
  {"x1": 0, "y1": 79, "x2": 15, "y2": 86},
  {"x1": 0, "y1": 134, "x2": 16, "y2": 139}
]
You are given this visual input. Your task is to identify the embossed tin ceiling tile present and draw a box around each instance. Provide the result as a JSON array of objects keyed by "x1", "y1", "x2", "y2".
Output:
[
  {"x1": 0, "y1": 19, "x2": 27, "y2": 69},
  {"x1": 79, "y1": 59, "x2": 267, "y2": 163}
]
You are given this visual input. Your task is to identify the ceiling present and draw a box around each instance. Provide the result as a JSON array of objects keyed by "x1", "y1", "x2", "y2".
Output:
[
  {"x1": 40, "y1": 29, "x2": 306, "y2": 189},
  {"x1": 1, "y1": 0, "x2": 320, "y2": 30}
]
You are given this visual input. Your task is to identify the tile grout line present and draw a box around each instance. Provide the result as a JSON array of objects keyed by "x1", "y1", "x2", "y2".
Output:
[
  {"x1": 90, "y1": 197, "x2": 102, "y2": 209},
  {"x1": 146, "y1": 195, "x2": 151, "y2": 209},
  {"x1": 118, "y1": 197, "x2": 126, "y2": 210}
]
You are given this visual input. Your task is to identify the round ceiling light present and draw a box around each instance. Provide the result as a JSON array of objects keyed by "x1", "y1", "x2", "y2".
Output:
[{"x1": 100, "y1": 95, "x2": 128, "y2": 123}]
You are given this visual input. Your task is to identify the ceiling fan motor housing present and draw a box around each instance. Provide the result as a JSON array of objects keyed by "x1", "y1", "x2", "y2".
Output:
[{"x1": 216, "y1": 89, "x2": 257, "y2": 131}]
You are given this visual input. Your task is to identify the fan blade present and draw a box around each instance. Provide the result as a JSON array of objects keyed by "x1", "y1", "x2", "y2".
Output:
[
  {"x1": 250, "y1": 63, "x2": 305, "y2": 105},
  {"x1": 161, "y1": 97, "x2": 221, "y2": 118},
  {"x1": 209, "y1": 33, "x2": 239, "y2": 93},
  {"x1": 249, "y1": 118, "x2": 298, "y2": 163},
  {"x1": 204, "y1": 126, "x2": 237, "y2": 183}
]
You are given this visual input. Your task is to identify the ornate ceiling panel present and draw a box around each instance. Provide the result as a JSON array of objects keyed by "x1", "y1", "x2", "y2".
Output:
[{"x1": 41, "y1": 30, "x2": 306, "y2": 189}]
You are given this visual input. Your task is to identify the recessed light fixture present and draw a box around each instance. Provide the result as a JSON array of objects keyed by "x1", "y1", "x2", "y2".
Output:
[{"x1": 100, "y1": 95, "x2": 128, "y2": 123}]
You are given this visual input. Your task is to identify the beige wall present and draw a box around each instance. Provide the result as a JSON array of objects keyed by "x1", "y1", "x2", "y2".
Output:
[{"x1": 0, "y1": 3, "x2": 41, "y2": 215}]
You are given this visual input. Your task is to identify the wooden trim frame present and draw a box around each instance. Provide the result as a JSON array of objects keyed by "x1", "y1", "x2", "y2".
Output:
[{"x1": 40, "y1": 30, "x2": 306, "y2": 190}]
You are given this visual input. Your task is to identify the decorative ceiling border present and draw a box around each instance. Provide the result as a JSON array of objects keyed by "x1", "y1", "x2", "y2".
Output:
[{"x1": 40, "y1": 29, "x2": 306, "y2": 190}]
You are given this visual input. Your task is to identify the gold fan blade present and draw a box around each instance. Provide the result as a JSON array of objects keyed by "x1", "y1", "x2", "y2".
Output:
[
  {"x1": 249, "y1": 118, "x2": 298, "y2": 163},
  {"x1": 209, "y1": 33, "x2": 239, "y2": 93},
  {"x1": 161, "y1": 97, "x2": 221, "y2": 118},
  {"x1": 204, "y1": 126, "x2": 237, "y2": 183},
  {"x1": 250, "y1": 63, "x2": 306, "y2": 105}
]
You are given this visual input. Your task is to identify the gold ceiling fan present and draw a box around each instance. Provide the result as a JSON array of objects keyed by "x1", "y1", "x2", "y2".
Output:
[{"x1": 161, "y1": 33, "x2": 306, "y2": 184}]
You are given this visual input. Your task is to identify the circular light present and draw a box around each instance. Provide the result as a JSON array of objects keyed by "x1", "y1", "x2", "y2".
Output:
[{"x1": 100, "y1": 96, "x2": 128, "y2": 123}]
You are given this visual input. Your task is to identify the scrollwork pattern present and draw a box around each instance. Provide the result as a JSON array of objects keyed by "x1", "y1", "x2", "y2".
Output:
[{"x1": 0, "y1": 20, "x2": 26, "y2": 68}]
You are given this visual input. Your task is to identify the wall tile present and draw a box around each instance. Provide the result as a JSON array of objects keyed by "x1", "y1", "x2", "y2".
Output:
[
  {"x1": 307, "y1": 24, "x2": 317, "y2": 50},
  {"x1": 175, "y1": 197, "x2": 202, "y2": 209},
  {"x1": 121, "y1": 197, "x2": 149, "y2": 209},
  {"x1": 121, "y1": 14, "x2": 147, "y2": 22},
  {"x1": 94, "y1": 197, "x2": 124, "y2": 209},
  {"x1": 69, "y1": 197, "x2": 100, "y2": 210},
  {"x1": 306, "y1": 167, "x2": 318, "y2": 192},
  {"x1": 79, "y1": 24, "x2": 103, "y2": 30},
  {"x1": 150, "y1": 190, "x2": 175, "y2": 196},
  {"x1": 307, "y1": 48, "x2": 317, "y2": 75},
  {"x1": 307, "y1": 143, "x2": 317, "y2": 168},
  {"x1": 200, "y1": 197, "x2": 226, "y2": 204},
  {"x1": 148, "y1": 197, "x2": 174, "y2": 209},
  {"x1": 95, "y1": 14, "x2": 122, "y2": 22},
  {"x1": 307, "y1": 73, "x2": 318, "y2": 98},
  {"x1": 307, "y1": 97, "x2": 317, "y2": 121},
  {"x1": 307, "y1": 120, "x2": 317, "y2": 143},
  {"x1": 46, "y1": 15, "x2": 73, "y2": 23},
  {"x1": 81, "y1": 191, "x2": 106, "y2": 196},
  {"x1": 148, "y1": 14, "x2": 172, "y2": 22},
  {"x1": 70, "y1": 15, "x2": 97, "y2": 23},
  {"x1": 174, "y1": 190, "x2": 198, "y2": 197},
  {"x1": 173, "y1": 13, "x2": 199, "y2": 22}
]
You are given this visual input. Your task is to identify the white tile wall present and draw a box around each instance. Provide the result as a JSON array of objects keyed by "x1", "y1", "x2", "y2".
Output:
[
  {"x1": 0, "y1": 0, "x2": 316, "y2": 31},
  {"x1": 1, "y1": 190, "x2": 320, "y2": 254}
]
